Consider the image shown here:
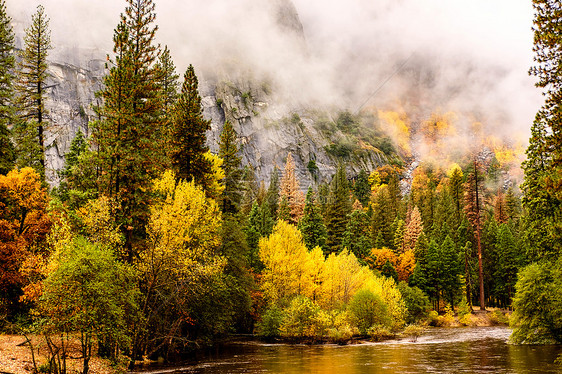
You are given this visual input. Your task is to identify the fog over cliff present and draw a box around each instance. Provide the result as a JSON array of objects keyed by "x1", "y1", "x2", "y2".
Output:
[{"x1": 6, "y1": 0, "x2": 543, "y2": 185}]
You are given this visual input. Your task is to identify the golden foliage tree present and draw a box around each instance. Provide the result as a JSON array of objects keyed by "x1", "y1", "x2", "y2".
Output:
[
  {"x1": 0, "y1": 167, "x2": 50, "y2": 314},
  {"x1": 258, "y1": 220, "x2": 315, "y2": 301}
]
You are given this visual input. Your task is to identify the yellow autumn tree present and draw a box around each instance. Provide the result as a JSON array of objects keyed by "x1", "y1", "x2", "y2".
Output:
[
  {"x1": 317, "y1": 249, "x2": 372, "y2": 310},
  {"x1": 258, "y1": 220, "x2": 315, "y2": 302},
  {"x1": 366, "y1": 247, "x2": 398, "y2": 270},
  {"x1": 200, "y1": 151, "x2": 225, "y2": 201},
  {"x1": 396, "y1": 250, "x2": 416, "y2": 282},
  {"x1": 0, "y1": 167, "x2": 51, "y2": 312},
  {"x1": 137, "y1": 170, "x2": 225, "y2": 352},
  {"x1": 143, "y1": 170, "x2": 222, "y2": 276}
]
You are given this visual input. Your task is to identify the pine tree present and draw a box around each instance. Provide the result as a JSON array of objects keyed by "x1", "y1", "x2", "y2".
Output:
[
  {"x1": 370, "y1": 185, "x2": 396, "y2": 248},
  {"x1": 156, "y1": 45, "x2": 179, "y2": 114},
  {"x1": 494, "y1": 190, "x2": 508, "y2": 224},
  {"x1": 449, "y1": 166, "x2": 464, "y2": 226},
  {"x1": 440, "y1": 235, "x2": 462, "y2": 308},
  {"x1": 522, "y1": 0, "x2": 562, "y2": 258},
  {"x1": 265, "y1": 167, "x2": 280, "y2": 219},
  {"x1": 0, "y1": 0, "x2": 15, "y2": 175},
  {"x1": 219, "y1": 120, "x2": 243, "y2": 213},
  {"x1": 341, "y1": 208, "x2": 371, "y2": 259},
  {"x1": 155, "y1": 45, "x2": 178, "y2": 164},
  {"x1": 298, "y1": 188, "x2": 327, "y2": 252},
  {"x1": 325, "y1": 164, "x2": 352, "y2": 253},
  {"x1": 91, "y1": 0, "x2": 162, "y2": 258},
  {"x1": 170, "y1": 64, "x2": 212, "y2": 187},
  {"x1": 353, "y1": 169, "x2": 371, "y2": 206},
  {"x1": 13, "y1": 5, "x2": 52, "y2": 181},
  {"x1": 465, "y1": 160, "x2": 486, "y2": 310},
  {"x1": 279, "y1": 153, "x2": 304, "y2": 224},
  {"x1": 57, "y1": 130, "x2": 87, "y2": 201}
]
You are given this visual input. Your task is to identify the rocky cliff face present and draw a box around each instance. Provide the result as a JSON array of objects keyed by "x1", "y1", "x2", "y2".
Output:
[{"x1": 36, "y1": 0, "x2": 389, "y2": 188}]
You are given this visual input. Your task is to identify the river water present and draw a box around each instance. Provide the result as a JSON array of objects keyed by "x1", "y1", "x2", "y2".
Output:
[{"x1": 132, "y1": 327, "x2": 562, "y2": 374}]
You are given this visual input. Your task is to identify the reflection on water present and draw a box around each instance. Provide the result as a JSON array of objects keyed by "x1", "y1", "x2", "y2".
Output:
[{"x1": 131, "y1": 327, "x2": 562, "y2": 374}]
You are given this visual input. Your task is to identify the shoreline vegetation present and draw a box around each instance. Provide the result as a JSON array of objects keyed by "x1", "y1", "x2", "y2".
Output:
[{"x1": 0, "y1": 310, "x2": 511, "y2": 374}]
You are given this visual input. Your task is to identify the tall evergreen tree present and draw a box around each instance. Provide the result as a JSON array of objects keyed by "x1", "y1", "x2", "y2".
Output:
[
  {"x1": 57, "y1": 130, "x2": 87, "y2": 201},
  {"x1": 325, "y1": 164, "x2": 352, "y2": 253},
  {"x1": 155, "y1": 45, "x2": 178, "y2": 164},
  {"x1": 265, "y1": 167, "x2": 280, "y2": 219},
  {"x1": 353, "y1": 169, "x2": 371, "y2": 206},
  {"x1": 91, "y1": 0, "x2": 162, "y2": 257},
  {"x1": 298, "y1": 188, "x2": 327, "y2": 252},
  {"x1": 522, "y1": 0, "x2": 562, "y2": 258},
  {"x1": 341, "y1": 208, "x2": 371, "y2": 259},
  {"x1": 465, "y1": 160, "x2": 486, "y2": 310},
  {"x1": 219, "y1": 120, "x2": 243, "y2": 214},
  {"x1": 170, "y1": 64, "x2": 212, "y2": 187},
  {"x1": 440, "y1": 235, "x2": 462, "y2": 309},
  {"x1": 156, "y1": 45, "x2": 179, "y2": 114},
  {"x1": 0, "y1": 0, "x2": 15, "y2": 175},
  {"x1": 13, "y1": 5, "x2": 52, "y2": 181}
]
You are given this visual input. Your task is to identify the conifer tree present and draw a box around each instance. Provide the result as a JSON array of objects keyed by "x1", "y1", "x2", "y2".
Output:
[
  {"x1": 57, "y1": 131, "x2": 87, "y2": 201},
  {"x1": 494, "y1": 190, "x2": 508, "y2": 224},
  {"x1": 170, "y1": 64, "x2": 212, "y2": 187},
  {"x1": 495, "y1": 224, "x2": 521, "y2": 306},
  {"x1": 449, "y1": 166, "x2": 464, "y2": 226},
  {"x1": 298, "y1": 188, "x2": 328, "y2": 252},
  {"x1": 13, "y1": 5, "x2": 52, "y2": 181},
  {"x1": 341, "y1": 208, "x2": 371, "y2": 259},
  {"x1": 440, "y1": 235, "x2": 462, "y2": 308},
  {"x1": 92, "y1": 0, "x2": 162, "y2": 257},
  {"x1": 522, "y1": 0, "x2": 562, "y2": 258},
  {"x1": 465, "y1": 160, "x2": 485, "y2": 310},
  {"x1": 370, "y1": 185, "x2": 396, "y2": 248},
  {"x1": 156, "y1": 45, "x2": 179, "y2": 114},
  {"x1": 325, "y1": 164, "x2": 352, "y2": 253},
  {"x1": 219, "y1": 120, "x2": 243, "y2": 214},
  {"x1": 155, "y1": 45, "x2": 178, "y2": 163},
  {"x1": 0, "y1": 0, "x2": 15, "y2": 175},
  {"x1": 279, "y1": 153, "x2": 305, "y2": 224},
  {"x1": 266, "y1": 167, "x2": 280, "y2": 219},
  {"x1": 353, "y1": 169, "x2": 371, "y2": 206}
]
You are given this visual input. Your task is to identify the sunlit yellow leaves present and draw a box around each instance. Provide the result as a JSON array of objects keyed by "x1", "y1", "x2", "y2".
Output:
[
  {"x1": 76, "y1": 196, "x2": 123, "y2": 250},
  {"x1": 202, "y1": 151, "x2": 225, "y2": 201},
  {"x1": 317, "y1": 249, "x2": 371, "y2": 310},
  {"x1": 396, "y1": 250, "x2": 416, "y2": 282},
  {"x1": 421, "y1": 111, "x2": 458, "y2": 142},
  {"x1": 378, "y1": 110, "x2": 411, "y2": 154},
  {"x1": 259, "y1": 220, "x2": 315, "y2": 301},
  {"x1": 145, "y1": 170, "x2": 222, "y2": 276}
]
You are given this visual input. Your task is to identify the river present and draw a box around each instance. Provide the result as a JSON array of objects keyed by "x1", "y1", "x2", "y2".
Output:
[{"x1": 131, "y1": 327, "x2": 562, "y2": 374}]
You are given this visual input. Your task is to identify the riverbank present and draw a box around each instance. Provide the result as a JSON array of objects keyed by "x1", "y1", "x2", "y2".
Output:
[
  {"x1": 0, "y1": 310, "x2": 510, "y2": 374},
  {"x1": 0, "y1": 335, "x2": 121, "y2": 374}
]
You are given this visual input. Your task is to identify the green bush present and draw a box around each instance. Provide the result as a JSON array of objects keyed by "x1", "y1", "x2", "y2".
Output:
[
  {"x1": 256, "y1": 304, "x2": 283, "y2": 338},
  {"x1": 457, "y1": 296, "x2": 472, "y2": 326},
  {"x1": 510, "y1": 259, "x2": 562, "y2": 344},
  {"x1": 348, "y1": 289, "x2": 392, "y2": 335},
  {"x1": 398, "y1": 282, "x2": 430, "y2": 324}
]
